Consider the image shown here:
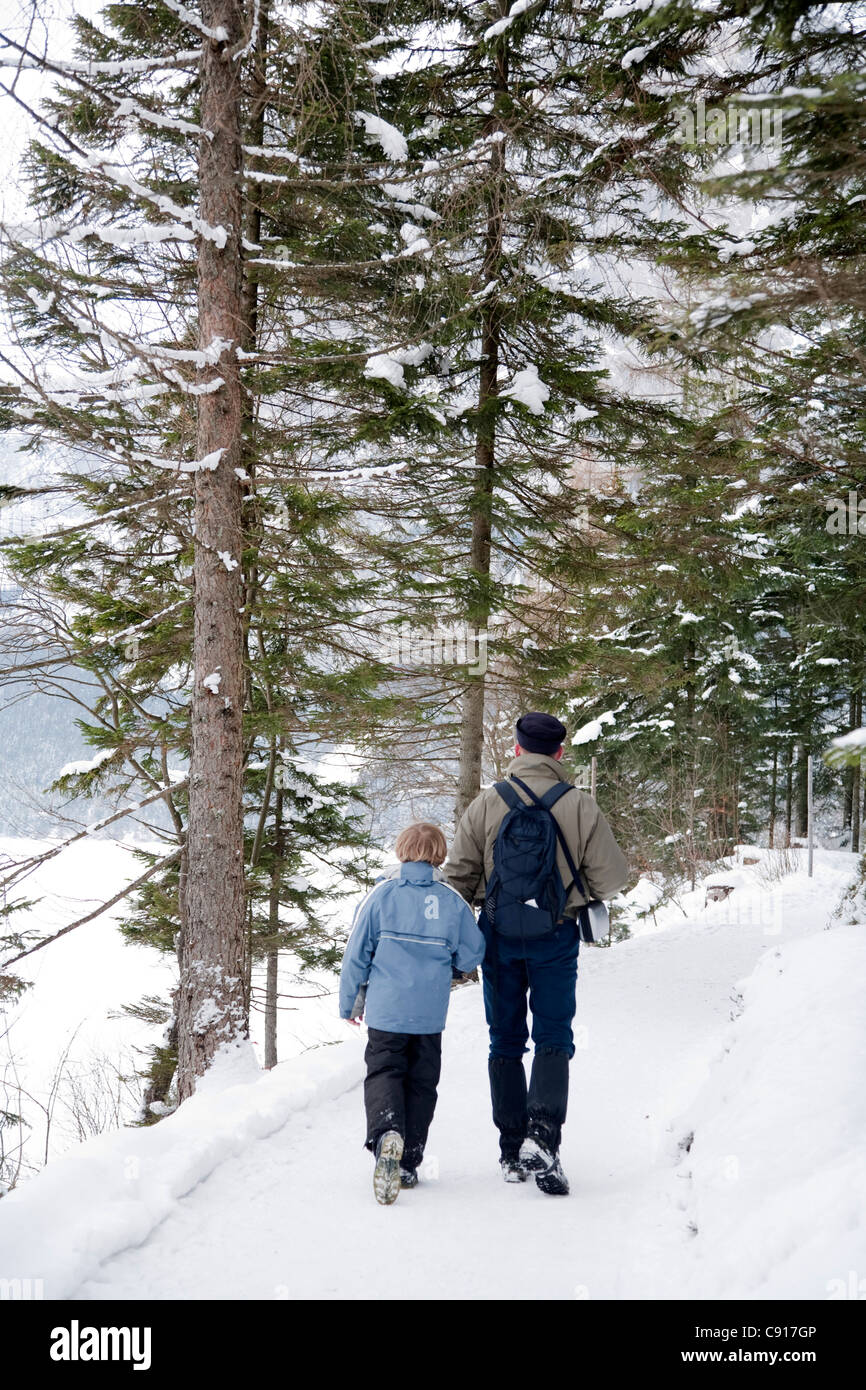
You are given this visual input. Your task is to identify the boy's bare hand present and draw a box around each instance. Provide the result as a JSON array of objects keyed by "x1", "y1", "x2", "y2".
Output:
[{"x1": 346, "y1": 1017, "x2": 363, "y2": 1028}]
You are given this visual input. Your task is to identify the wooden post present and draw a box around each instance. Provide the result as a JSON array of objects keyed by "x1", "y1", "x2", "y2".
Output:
[{"x1": 807, "y1": 754, "x2": 814, "y2": 878}]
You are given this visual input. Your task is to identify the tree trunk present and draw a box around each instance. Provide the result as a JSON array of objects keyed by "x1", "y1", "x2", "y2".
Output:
[
  {"x1": 852, "y1": 689, "x2": 862, "y2": 853},
  {"x1": 843, "y1": 692, "x2": 856, "y2": 827},
  {"x1": 239, "y1": 1, "x2": 270, "y2": 712},
  {"x1": 264, "y1": 780, "x2": 284, "y2": 1069},
  {"x1": 768, "y1": 746, "x2": 777, "y2": 849},
  {"x1": 177, "y1": 3, "x2": 248, "y2": 1100},
  {"x1": 455, "y1": 17, "x2": 508, "y2": 823},
  {"x1": 784, "y1": 742, "x2": 794, "y2": 847},
  {"x1": 795, "y1": 742, "x2": 809, "y2": 838},
  {"x1": 264, "y1": 949, "x2": 278, "y2": 1070}
]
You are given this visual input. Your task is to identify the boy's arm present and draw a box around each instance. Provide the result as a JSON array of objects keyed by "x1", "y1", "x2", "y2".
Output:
[
  {"x1": 338, "y1": 889, "x2": 380, "y2": 1020},
  {"x1": 453, "y1": 901, "x2": 486, "y2": 975}
]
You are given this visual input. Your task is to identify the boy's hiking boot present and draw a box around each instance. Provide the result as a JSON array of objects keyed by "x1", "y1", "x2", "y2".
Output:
[
  {"x1": 500, "y1": 1154, "x2": 528, "y2": 1183},
  {"x1": 519, "y1": 1135, "x2": 570, "y2": 1196},
  {"x1": 373, "y1": 1130, "x2": 404, "y2": 1205},
  {"x1": 399, "y1": 1165, "x2": 419, "y2": 1189}
]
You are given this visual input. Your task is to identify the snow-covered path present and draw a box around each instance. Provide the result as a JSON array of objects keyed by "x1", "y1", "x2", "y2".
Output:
[{"x1": 43, "y1": 849, "x2": 861, "y2": 1303}]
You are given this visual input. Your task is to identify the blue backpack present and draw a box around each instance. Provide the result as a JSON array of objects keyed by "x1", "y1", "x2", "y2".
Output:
[{"x1": 484, "y1": 775, "x2": 606, "y2": 944}]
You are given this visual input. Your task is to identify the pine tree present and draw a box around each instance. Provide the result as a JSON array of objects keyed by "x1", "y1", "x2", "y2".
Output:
[
  {"x1": 302, "y1": 0, "x2": 711, "y2": 821},
  {"x1": 0, "y1": 0, "x2": 406, "y2": 1088}
]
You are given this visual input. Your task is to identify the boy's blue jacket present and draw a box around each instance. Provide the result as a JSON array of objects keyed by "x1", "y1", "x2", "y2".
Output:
[{"x1": 339, "y1": 861, "x2": 486, "y2": 1034}]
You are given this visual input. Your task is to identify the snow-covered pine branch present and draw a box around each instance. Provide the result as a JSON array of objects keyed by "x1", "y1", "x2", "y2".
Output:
[
  {"x1": 0, "y1": 41, "x2": 202, "y2": 75},
  {"x1": 0, "y1": 31, "x2": 206, "y2": 138},
  {"x1": 159, "y1": 0, "x2": 229, "y2": 42}
]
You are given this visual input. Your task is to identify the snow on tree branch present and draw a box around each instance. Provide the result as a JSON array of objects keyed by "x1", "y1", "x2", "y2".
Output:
[
  {"x1": 232, "y1": 0, "x2": 260, "y2": 61},
  {"x1": 354, "y1": 112, "x2": 408, "y2": 162},
  {"x1": 0, "y1": 32, "x2": 207, "y2": 139},
  {"x1": 3, "y1": 217, "x2": 196, "y2": 249},
  {"x1": 0, "y1": 43, "x2": 202, "y2": 75},
  {"x1": 159, "y1": 0, "x2": 228, "y2": 42}
]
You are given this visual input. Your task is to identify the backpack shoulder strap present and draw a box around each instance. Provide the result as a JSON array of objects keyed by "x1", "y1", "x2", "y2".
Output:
[
  {"x1": 539, "y1": 782, "x2": 574, "y2": 811},
  {"x1": 510, "y1": 775, "x2": 573, "y2": 812},
  {"x1": 494, "y1": 780, "x2": 523, "y2": 811},
  {"x1": 508, "y1": 774, "x2": 540, "y2": 806}
]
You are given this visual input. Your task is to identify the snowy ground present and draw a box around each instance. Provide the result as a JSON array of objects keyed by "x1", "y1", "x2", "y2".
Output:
[
  {"x1": 1, "y1": 837, "x2": 175, "y2": 1174},
  {"x1": 1, "y1": 835, "x2": 351, "y2": 1176},
  {"x1": 2, "y1": 845, "x2": 863, "y2": 1300}
]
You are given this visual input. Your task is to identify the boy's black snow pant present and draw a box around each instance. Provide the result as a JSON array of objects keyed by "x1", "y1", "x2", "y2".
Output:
[
  {"x1": 479, "y1": 911, "x2": 580, "y2": 1158},
  {"x1": 364, "y1": 1028, "x2": 442, "y2": 1171}
]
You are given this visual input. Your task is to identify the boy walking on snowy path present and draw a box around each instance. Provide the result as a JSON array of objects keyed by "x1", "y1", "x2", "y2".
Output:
[
  {"x1": 445, "y1": 713, "x2": 628, "y2": 1195},
  {"x1": 339, "y1": 822, "x2": 486, "y2": 1205}
]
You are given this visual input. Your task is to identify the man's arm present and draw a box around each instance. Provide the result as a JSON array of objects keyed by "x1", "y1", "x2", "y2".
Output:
[
  {"x1": 443, "y1": 797, "x2": 487, "y2": 904},
  {"x1": 578, "y1": 803, "x2": 629, "y2": 901}
]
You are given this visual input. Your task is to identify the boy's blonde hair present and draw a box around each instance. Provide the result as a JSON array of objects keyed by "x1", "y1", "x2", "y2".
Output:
[{"x1": 394, "y1": 822, "x2": 447, "y2": 867}]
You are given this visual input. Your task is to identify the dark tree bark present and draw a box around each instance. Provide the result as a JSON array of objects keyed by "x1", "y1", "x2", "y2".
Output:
[
  {"x1": 784, "y1": 742, "x2": 794, "y2": 847},
  {"x1": 852, "y1": 688, "x2": 862, "y2": 853},
  {"x1": 264, "y1": 949, "x2": 278, "y2": 1070},
  {"x1": 768, "y1": 746, "x2": 777, "y2": 849},
  {"x1": 455, "y1": 14, "x2": 508, "y2": 823},
  {"x1": 177, "y1": 2, "x2": 249, "y2": 1100},
  {"x1": 264, "y1": 779, "x2": 284, "y2": 1070},
  {"x1": 795, "y1": 742, "x2": 809, "y2": 838},
  {"x1": 239, "y1": 0, "x2": 270, "y2": 710},
  {"x1": 843, "y1": 692, "x2": 856, "y2": 827}
]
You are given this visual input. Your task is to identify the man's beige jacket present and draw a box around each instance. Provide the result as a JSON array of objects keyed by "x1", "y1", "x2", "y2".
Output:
[{"x1": 444, "y1": 751, "x2": 629, "y2": 915}]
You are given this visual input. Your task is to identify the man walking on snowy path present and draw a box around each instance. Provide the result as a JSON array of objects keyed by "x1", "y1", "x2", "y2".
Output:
[{"x1": 444, "y1": 712, "x2": 628, "y2": 1194}]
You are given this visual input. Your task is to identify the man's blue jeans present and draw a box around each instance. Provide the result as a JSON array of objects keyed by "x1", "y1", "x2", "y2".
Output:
[{"x1": 479, "y1": 912, "x2": 580, "y2": 1156}]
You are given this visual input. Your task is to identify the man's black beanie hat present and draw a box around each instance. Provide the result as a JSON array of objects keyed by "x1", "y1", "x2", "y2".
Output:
[{"x1": 515, "y1": 712, "x2": 567, "y2": 755}]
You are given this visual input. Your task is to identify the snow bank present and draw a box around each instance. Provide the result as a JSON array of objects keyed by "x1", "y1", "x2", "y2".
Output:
[
  {"x1": 616, "y1": 875, "x2": 666, "y2": 933},
  {"x1": 674, "y1": 918, "x2": 866, "y2": 1299},
  {"x1": 0, "y1": 1036, "x2": 366, "y2": 1299}
]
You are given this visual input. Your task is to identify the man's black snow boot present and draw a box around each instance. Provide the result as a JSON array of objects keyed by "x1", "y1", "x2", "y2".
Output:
[
  {"x1": 535, "y1": 1151, "x2": 569, "y2": 1196},
  {"x1": 399, "y1": 1165, "x2": 418, "y2": 1189},
  {"x1": 519, "y1": 1134, "x2": 570, "y2": 1196}
]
